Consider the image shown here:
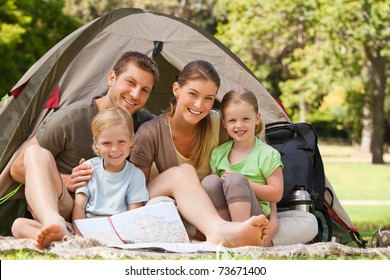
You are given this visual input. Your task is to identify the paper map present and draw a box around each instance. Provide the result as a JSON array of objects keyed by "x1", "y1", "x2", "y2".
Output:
[{"x1": 75, "y1": 202, "x2": 190, "y2": 245}]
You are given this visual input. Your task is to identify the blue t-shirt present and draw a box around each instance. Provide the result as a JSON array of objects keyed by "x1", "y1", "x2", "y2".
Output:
[{"x1": 76, "y1": 157, "x2": 149, "y2": 217}]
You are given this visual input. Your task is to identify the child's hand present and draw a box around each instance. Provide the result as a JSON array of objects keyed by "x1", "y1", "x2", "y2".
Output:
[
  {"x1": 259, "y1": 217, "x2": 273, "y2": 247},
  {"x1": 221, "y1": 170, "x2": 234, "y2": 180}
]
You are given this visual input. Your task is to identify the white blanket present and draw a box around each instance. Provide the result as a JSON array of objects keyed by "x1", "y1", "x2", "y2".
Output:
[{"x1": 1, "y1": 236, "x2": 389, "y2": 259}]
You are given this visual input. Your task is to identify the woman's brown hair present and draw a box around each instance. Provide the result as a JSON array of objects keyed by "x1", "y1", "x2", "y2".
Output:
[{"x1": 166, "y1": 60, "x2": 220, "y2": 169}]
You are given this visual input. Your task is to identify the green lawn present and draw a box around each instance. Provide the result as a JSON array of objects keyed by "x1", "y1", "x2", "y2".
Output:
[
  {"x1": 323, "y1": 163, "x2": 390, "y2": 200},
  {"x1": 343, "y1": 205, "x2": 390, "y2": 227},
  {"x1": 320, "y1": 144, "x2": 390, "y2": 242}
]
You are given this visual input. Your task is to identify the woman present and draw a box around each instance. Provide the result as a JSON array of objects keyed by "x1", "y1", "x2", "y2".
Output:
[{"x1": 130, "y1": 60, "x2": 270, "y2": 247}]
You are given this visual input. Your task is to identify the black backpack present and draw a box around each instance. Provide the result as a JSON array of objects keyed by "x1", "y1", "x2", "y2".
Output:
[
  {"x1": 264, "y1": 121, "x2": 367, "y2": 247},
  {"x1": 265, "y1": 121, "x2": 325, "y2": 211}
]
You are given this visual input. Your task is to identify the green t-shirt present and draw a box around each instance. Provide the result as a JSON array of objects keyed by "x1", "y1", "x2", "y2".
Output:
[{"x1": 210, "y1": 138, "x2": 283, "y2": 216}]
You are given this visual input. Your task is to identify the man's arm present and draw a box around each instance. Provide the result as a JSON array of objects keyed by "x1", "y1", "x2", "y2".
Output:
[{"x1": 10, "y1": 137, "x2": 40, "y2": 183}]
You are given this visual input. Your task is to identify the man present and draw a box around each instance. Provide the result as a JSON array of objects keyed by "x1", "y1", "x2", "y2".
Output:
[{"x1": 10, "y1": 51, "x2": 159, "y2": 249}]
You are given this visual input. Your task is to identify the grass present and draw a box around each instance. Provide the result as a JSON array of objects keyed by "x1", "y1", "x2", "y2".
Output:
[
  {"x1": 343, "y1": 205, "x2": 390, "y2": 241},
  {"x1": 323, "y1": 163, "x2": 390, "y2": 200},
  {"x1": 319, "y1": 143, "x2": 390, "y2": 245},
  {"x1": 323, "y1": 161, "x2": 390, "y2": 236},
  {"x1": 1, "y1": 144, "x2": 389, "y2": 260}
]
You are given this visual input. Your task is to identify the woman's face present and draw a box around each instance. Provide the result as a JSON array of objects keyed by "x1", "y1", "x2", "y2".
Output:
[{"x1": 173, "y1": 79, "x2": 218, "y2": 125}]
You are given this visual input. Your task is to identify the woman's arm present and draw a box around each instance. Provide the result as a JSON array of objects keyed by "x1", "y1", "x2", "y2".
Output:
[{"x1": 134, "y1": 165, "x2": 151, "y2": 185}]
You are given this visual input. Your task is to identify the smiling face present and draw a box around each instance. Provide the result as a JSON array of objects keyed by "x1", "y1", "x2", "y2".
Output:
[
  {"x1": 94, "y1": 124, "x2": 132, "y2": 173},
  {"x1": 107, "y1": 62, "x2": 155, "y2": 114},
  {"x1": 223, "y1": 99, "x2": 261, "y2": 145},
  {"x1": 172, "y1": 79, "x2": 218, "y2": 125}
]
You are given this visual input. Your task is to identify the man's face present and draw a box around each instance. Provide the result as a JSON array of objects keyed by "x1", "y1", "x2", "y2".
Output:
[{"x1": 107, "y1": 63, "x2": 154, "y2": 114}]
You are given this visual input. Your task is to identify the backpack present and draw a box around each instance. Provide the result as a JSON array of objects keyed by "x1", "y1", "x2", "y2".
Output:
[
  {"x1": 265, "y1": 121, "x2": 366, "y2": 247},
  {"x1": 265, "y1": 121, "x2": 325, "y2": 210}
]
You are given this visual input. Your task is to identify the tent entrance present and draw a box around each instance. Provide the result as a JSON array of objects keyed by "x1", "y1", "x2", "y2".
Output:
[{"x1": 145, "y1": 54, "x2": 179, "y2": 115}]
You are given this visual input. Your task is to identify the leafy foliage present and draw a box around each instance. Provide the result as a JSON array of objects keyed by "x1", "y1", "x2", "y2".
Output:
[
  {"x1": 0, "y1": 0, "x2": 81, "y2": 95},
  {"x1": 214, "y1": 0, "x2": 389, "y2": 159},
  {"x1": 0, "y1": 0, "x2": 388, "y2": 158}
]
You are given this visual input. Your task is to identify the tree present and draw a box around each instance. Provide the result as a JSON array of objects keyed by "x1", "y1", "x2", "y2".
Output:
[
  {"x1": 214, "y1": 0, "x2": 333, "y2": 122},
  {"x1": 0, "y1": 0, "x2": 81, "y2": 95},
  {"x1": 320, "y1": 0, "x2": 389, "y2": 163},
  {"x1": 63, "y1": 0, "x2": 218, "y2": 31},
  {"x1": 214, "y1": 0, "x2": 389, "y2": 163},
  {"x1": 0, "y1": 0, "x2": 30, "y2": 93}
]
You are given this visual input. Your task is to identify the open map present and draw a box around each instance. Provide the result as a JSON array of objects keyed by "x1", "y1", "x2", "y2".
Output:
[{"x1": 75, "y1": 202, "x2": 190, "y2": 245}]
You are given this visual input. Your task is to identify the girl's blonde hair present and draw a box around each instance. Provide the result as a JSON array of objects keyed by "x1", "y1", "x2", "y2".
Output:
[
  {"x1": 165, "y1": 60, "x2": 220, "y2": 169},
  {"x1": 91, "y1": 107, "x2": 134, "y2": 156},
  {"x1": 221, "y1": 88, "x2": 265, "y2": 141}
]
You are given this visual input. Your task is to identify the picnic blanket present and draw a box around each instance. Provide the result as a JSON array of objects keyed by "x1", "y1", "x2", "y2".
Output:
[{"x1": 1, "y1": 236, "x2": 389, "y2": 259}]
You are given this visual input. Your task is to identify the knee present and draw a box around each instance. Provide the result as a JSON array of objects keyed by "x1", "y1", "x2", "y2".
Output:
[
  {"x1": 175, "y1": 163, "x2": 196, "y2": 176},
  {"x1": 304, "y1": 212, "x2": 319, "y2": 238},
  {"x1": 295, "y1": 211, "x2": 319, "y2": 241},
  {"x1": 170, "y1": 163, "x2": 200, "y2": 183},
  {"x1": 10, "y1": 145, "x2": 50, "y2": 181},
  {"x1": 11, "y1": 218, "x2": 24, "y2": 238},
  {"x1": 24, "y1": 145, "x2": 50, "y2": 163},
  {"x1": 201, "y1": 174, "x2": 221, "y2": 193},
  {"x1": 224, "y1": 172, "x2": 250, "y2": 190}
]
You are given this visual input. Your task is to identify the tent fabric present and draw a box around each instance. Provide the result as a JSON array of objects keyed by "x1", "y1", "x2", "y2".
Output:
[
  {"x1": 0, "y1": 8, "x2": 288, "y2": 173},
  {"x1": 0, "y1": 8, "x2": 358, "y2": 240}
]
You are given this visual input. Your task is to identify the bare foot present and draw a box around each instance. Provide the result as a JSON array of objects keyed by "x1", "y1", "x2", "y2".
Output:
[
  {"x1": 208, "y1": 214, "x2": 268, "y2": 248},
  {"x1": 35, "y1": 224, "x2": 66, "y2": 249}
]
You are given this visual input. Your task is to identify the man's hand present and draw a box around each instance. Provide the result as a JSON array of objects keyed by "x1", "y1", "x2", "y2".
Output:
[{"x1": 67, "y1": 158, "x2": 93, "y2": 192}]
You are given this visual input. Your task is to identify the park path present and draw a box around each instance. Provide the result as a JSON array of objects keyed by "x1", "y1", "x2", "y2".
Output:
[{"x1": 340, "y1": 200, "x2": 390, "y2": 206}]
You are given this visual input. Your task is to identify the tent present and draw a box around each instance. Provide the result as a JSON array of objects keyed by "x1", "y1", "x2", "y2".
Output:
[{"x1": 0, "y1": 8, "x2": 365, "y2": 246}]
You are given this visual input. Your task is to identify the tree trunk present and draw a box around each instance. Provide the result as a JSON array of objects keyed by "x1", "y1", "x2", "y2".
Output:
[
  {"x1": 360, "y1": 105, "x2": 372, "y2": 153},
  {"x1": 299, "y1": 96, "x2": 306, "y2": 123},
  {"x1": 364, "y1": 45, "x2": 386, "y2": 164}
]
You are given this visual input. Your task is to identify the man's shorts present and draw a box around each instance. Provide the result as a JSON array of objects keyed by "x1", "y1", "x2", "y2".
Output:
[
  {"x1": 58, "y1": 179, "x2": 74, "y2": 222},
  {"x1": 28, "y1": 175, "x2": 73, "y2": 223}
]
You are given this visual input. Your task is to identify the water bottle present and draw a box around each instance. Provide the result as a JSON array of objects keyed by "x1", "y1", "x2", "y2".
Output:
[{"x1": 289, "y1": 185, "x2": 314, "y2": 213}]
